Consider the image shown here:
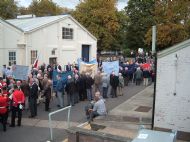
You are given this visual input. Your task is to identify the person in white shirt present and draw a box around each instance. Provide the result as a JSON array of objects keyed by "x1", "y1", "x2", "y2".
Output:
[
  {"x1": 5, "y1": 67, "x2": 12, "y2": 78},
  {"x1": 88, "y1": 92, "x2": 107, "y2": 122}
]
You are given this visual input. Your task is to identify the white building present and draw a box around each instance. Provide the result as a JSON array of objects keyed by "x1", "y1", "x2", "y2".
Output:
[
  {"x1": 0, "y1": 15, "x2": 97, "y2": 67},
  {"x1": 154, "y1": 39, "x2": 190, "y2": 140}
]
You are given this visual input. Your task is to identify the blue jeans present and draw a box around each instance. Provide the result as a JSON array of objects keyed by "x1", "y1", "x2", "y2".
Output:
[
  {"x1": 90, "y1": 111, "x2": 99, "y2": 121},
  {"x1": 86, "y1": 88, "x2": 92, "y2": 101}
]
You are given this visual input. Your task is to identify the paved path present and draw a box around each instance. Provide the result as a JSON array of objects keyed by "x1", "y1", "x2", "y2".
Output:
[{"x1": 0, "y1": 84, "x2": 146, "y2": 142}]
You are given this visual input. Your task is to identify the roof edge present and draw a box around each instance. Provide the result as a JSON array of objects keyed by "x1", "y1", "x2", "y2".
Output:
[
  {"x1": 0, "y1": 17, "x2": 24, "y2": 32},
  {"x1": 67, "y1": 15, "x2": 97, "y2": 41},
  {"x1": 157, "y1": 39, "x2": 190, "y2": 58},
  {"x1": 22, "y1": 15, "x2": 97, "y2": 41}
]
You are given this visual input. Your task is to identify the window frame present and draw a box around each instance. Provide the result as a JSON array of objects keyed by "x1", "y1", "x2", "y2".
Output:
[
  {"x1": 31, "y1": 50, "x2": 38, "y2": 64},
  {"x1": 8, "y1": 51, "x2": 16, "y2": 66},
  {"x1": 62, "y1": 27, "x2": 73, "y2": 39}
]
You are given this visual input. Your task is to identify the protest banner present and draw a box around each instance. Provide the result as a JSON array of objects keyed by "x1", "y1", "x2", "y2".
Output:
[
  {"x1": 80, "y1": 62, "x2": 97, "y2": 77},
  {"x1": 102, "y1": 61, "x2": 119, "y2": 75},
  {"x1": 52, "y1": 70, "x2": 73, "y2": 90},
  {"x1": 77, "y1": 58, "x2": 97, "y2": 70},
  {"x1": 12, "y1": 65, "x2": 29, "y2": 80},
  {"x1": 0, "y1": 67, "x2": 2, "y2": 77}
]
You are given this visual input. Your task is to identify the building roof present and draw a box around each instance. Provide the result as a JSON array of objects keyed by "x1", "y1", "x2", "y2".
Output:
[
  {"x1": 0, "y1": 17, "x2": 24, "y2": 32},
  {"x1": 157, "y1": 39, "x2": 190, "y2": 58},
  {"x1": 6, "y1": 15, "x2": 68, "y2": 32},
  {"x1": 5, "y1": 15, "x2": 97, "y2": 40}
]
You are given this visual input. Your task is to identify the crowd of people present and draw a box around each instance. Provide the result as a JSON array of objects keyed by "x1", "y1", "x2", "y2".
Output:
[{"x1": 0, "y1": 55, "x2": 155, "y2": 131}]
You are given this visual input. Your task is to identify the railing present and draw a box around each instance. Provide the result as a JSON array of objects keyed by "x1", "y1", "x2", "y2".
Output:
[{"x1": 48, "y1": 105, "x2": 72, "y2": 141}]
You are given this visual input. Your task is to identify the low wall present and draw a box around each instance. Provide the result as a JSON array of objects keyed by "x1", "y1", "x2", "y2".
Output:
[{"x1": 66, "y1": 126, "x2": 131, "y2": 142}]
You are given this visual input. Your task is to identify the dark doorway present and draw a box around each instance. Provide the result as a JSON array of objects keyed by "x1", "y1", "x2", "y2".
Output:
[
  {"x1": 82, "y1": 45, "x2": 90, "y2": 62},
  {"x1": 49, "y1": 57, "x2": 57, "y2": 65}
]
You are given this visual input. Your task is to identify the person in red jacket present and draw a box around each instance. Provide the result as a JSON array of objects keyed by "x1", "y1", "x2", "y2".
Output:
[
  {"x1": 0, "y1": 89, "x2": 8, "y2": 131},
  {"x1": 10, "y1": 85, "x2": 25, "y2": 127},
  {"x1": 2, "y1": 86, "x2": 10, "y2": 125}
]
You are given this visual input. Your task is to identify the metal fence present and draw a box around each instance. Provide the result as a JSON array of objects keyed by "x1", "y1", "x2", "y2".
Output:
[{"x1": 48, "y1": 105, "x2": 71, "y2": 141}]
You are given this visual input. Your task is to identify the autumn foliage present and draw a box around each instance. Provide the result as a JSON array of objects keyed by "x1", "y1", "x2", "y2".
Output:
[{"x1": 145, "y1": 0, "x2": 190, "y2": 50}]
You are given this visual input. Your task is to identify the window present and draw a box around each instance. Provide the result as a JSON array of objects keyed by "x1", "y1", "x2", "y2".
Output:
[
  {"x1": 9, "y1": 51, "x2": 16, "y2": 66},
  {"x1": 51, "y1": 50, "x2": 55, "y2": 55},
  {"x1": 31, "y1": 50, "x2": 37, "y2": 64},
  {"x1": 62, "y1": 27, "x2": 73, "y2": 39}
]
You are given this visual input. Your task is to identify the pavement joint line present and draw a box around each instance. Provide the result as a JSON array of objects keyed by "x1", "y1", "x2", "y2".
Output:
[{"x1": 34, "y1": 119, "x2": 41, "y2": 127}]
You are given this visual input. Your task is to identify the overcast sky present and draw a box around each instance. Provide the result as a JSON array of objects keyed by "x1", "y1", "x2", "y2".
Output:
[{"x1": 15, "y1": 0, "x2": 128, "y2": 11}]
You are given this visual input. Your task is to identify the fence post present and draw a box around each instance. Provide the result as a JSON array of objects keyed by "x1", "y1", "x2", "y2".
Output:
[
  {"x1": 67, "y1": 107, "x2": 71, "y2": 128},
  {"x1": 49, "y1": 114, "x2": 53, "y2": 141},
  {"x1": 48, "y1": 106, "x2": 72, "y2": 141}
]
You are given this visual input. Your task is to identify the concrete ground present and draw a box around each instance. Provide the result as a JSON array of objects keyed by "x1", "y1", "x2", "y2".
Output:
[
  {"x1": 0, "y1": 83, "x2": 146, "y2": 142},
  {"x1": 90, "y1": 85, "x2": 189, "y2": 142}
]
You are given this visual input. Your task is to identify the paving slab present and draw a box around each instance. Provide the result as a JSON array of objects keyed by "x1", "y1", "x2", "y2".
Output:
[{"x1": 109, "y1": 85, "x2": 154, "y2": 120}]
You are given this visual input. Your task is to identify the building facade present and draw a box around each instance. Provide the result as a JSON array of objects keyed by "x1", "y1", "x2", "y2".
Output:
[
  {"x1": 0, "y1": 15, "x2": 97, "y2": 67},
  {"x1": 155, "y1": 39, "x2": 190, "y2": 140}
]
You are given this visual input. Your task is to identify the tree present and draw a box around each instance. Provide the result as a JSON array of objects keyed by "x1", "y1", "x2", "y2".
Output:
[
  {"x1": 0, "y1": 0, "x2": 18, "y2": 19},
  {"x1": 18, "y1": 7, "x2": 31, "y2": 15},
  {"x1": 145, "y1": 0, "x2": 190, "y2": 50},
  {"x1": 72, "y1": 0, "x2": 120, "y2": 51},
  {"x1": 124, "y1": 0, "x2": 155, "y2": 50},
  {"x1": 29, "y1": 0, "x2": 63, "y2": 16},
  {"x1": 112, "y1": 10, "x2": 128, "y2": 51}
]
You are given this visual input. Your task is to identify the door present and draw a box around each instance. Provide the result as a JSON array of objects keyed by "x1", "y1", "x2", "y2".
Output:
[
  {"x1": 49, "y1": 57, "x2": 57, "y2": 65},
  {"x1": 82, "y1": 45, "x2": 90, "y2": 62}
]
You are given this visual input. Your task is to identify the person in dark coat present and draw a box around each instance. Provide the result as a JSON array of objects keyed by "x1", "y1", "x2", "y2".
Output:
[
  {"x1": 65, "y1": 62, "x2": 72, "y2": 72},
  {"x1": 110, "y1": 71, "x2": 119, "y2": 98},
  {"x1": 65, "y1": 75, "x2": 75, "y2": 106},
  {"x1": 29, "y1": 78, "x2": 38, "y2": 118},
  {"x1": 47, "y1": 67, "x2": 53, "y2": 79},
  {"x1": 42, "y1": 80, "x2": 52, "y2": 111},
  {"x1": 85, "y1": 73, "x2": 94, "y2": 101},
  {"x1": 122, "y1": 67, "x2": 130, "y2": 86},
  {"x1": 74, "y1": 74, "x2": 80, "y2": 104},
  {"x1": 78, "y1": 73, "x2": 86, "y2": 101}
]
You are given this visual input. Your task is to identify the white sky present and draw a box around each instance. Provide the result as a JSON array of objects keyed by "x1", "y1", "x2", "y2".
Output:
[{"x1": 15, "y1": 0, "x2": 128, "y2": 11}]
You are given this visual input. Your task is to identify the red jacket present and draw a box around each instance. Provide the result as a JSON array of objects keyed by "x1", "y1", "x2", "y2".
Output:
[
  {"x1": 12, "y1": 90, "x2": 25, "y2": 107},
  {"x1": 0, "y1": 95, "x2": 7, "y2": 114},
  {"x1": 3, "y1": 91, "x2": 9, "y2": 107}
]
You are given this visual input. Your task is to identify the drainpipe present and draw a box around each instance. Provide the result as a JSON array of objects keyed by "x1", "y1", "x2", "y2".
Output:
[{"x1": 151, "y1": 25, "x2": 157, "y2": 130}]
